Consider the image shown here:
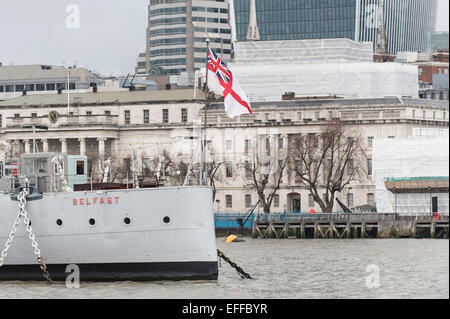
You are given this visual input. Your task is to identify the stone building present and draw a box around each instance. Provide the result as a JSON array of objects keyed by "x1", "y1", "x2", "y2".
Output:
[{"x1": 0, "y1": 90, "x2": 448, "y2": 213}]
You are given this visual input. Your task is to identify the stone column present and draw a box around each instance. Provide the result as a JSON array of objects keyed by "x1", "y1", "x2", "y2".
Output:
[
  {"x1": 78, "y1": 138, "x2": 86, "y2": 156},
  {"x1": 42, "y1": 139, "x2": 49, "y2": 153},
  {"x1": 12, "y1": 140, "x2": 20, "y2": 156},
  {"x1": 111, "y1": 138, "x2": 120, "y2": 159},
  {"x1": 60, "y1": 138, "x2": 68, "y2": 154},
  {"x1": 97, "y1": 138, "x2": 106, "y2": 160},
  {"x1": 24, "y1": 140, "x2": 31, "y2": 154}
]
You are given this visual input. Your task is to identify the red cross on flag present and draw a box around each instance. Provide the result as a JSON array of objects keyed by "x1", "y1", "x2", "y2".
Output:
[{"x1": 207, "y1": 48, "x2": 252, "y2": 118}]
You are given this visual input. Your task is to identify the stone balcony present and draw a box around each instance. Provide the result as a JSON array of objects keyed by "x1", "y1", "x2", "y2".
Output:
[{"x1": 6, "y1": 114, "x2": 119, "y2": 129}]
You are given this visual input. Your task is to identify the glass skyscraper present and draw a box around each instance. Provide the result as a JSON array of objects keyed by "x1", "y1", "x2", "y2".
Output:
[
  {"x1": 233, "y1": 0, "x2": 438, "y2": 54},
  {"x1": 146, "y1": 0, "x2": 232, "y2": 77}
]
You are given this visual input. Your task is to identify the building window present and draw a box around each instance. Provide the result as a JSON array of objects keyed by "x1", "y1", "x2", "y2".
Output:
[
  {"x1": 36, "y1": 84, "x2": 45, "y2": 91},
  {"x1": 226, "y1": 140, "x2": 232, "y2": 151},
  {"x1": 273, "y1": 194, "x2": 280, "y2": 208},
  {"x1": 367, "y1": 158, "x2": 372, "y2": 176},
  {"x1": 225, "y1": 162, "x2": 233, "y2": 177},
  {"x1": 225, "y1": 195, "x2": 232, "y2": 208},
  {"x1": 244, "y1": 139, "x2": 251, "y2": 154},
  {"x1": 15, "y1": 84, "x2": 24, "y2": 92},
  {"x1": 181, "y1": 108, "x2": 187, "y2": 123},
  {"x1": 245, "y1": 161, "x2": 252, "y2": 178},
  {"x1": 278, "y1": 136, "x2": 284, "y2": 149},
  {"x1": 86, "y1": 111, "x2": 92, "y2": 116},
  {"x1": 143, "y1": 158, "x2": 150, "y2": 175},
  {"x1": 31, "y1": 113, "x2": 37, "y2": 118},
  {"x1": 144, "y1": 109, "x2": 149, "y2": 124},
  {"x1": 162, "y1": 109, "x2": 169, "y2": 123},
  {"x1": 245, "y1": 194, "x2": 252, "y2": 208},
  {"x1": 308, "y1": 194, "x2": 315, "y2": 207},
  {"x1": 368, "y1": 137, "x2": 374, "y2": 148},
  {"x1": 124, "y1": 110, "x2": 130, "y2": 124},
  {"x1": 123, "y1": 158, "x2": 131, "y2": 176},
  {"x1": 367, "y1": 193, "x2": 375, "y2": 206},
  {"x1": 46, "y1": 83, "x2": 55, "y2": 91},
  {"x1": 105, "y1": 110, "x2": 111, "y2": 115},
  {"x1": 25, "y1": 84, "x2": 35, "y2": 91},
  {"x1": 297, "y1": 112, "x2": 302, "y2": 121},
  {"x1": 412, "y1": 110, "x2": 416, "y2": 118},
  {"x1": 347, "y1": 193, "x2": 354, "y2": 208},
  {"x1": 76, "y1": 161, "x2": 85, "y2": 175},
  {"x1": 347, "y1": 159, "x2": 354, "y2": 175},
  {"x1": 0, "y1": 114, "x2": 2, "y2": 127}
]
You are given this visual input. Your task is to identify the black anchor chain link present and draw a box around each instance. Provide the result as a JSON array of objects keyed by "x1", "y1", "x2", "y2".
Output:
[{"x1": 217, "y1": 249, "x2": 253, "y2": 279}]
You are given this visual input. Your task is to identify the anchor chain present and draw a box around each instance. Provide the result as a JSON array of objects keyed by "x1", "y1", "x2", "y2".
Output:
[
  {"x1": 0, "y1": 189, "x2": 52, "y2": 284},
  {"x1": 217, "y1": 249, "x2": 253, "y2": 279}
]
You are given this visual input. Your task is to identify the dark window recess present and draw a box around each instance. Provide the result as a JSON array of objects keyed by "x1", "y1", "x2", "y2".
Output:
[
  {"x1": 76, "y1": 161, "x2": 85, "y2": 175},
  {"x1": 163, "y1": 216, "x2": 170, "y2": 224},
  {"x1": 124, "y1": 217, "x2": 131, "y2": 225},
  {"x1": 432, "y1": 197, "x2": 438, "y2": 213},
  {"x1": 89, "y1": 218, "x2": 96, "y2": 226},
  {"x1": 56, "y1": 219, "x2": 63, "y2": 226}
]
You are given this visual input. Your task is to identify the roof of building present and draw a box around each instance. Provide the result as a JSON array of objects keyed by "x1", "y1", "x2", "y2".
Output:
[
  {"x1": 385, "y1": 176, "x2": 449, "y2": 193},
  {"x1": 209, "y1": 97, "x2": 449, "y2": 110},
  {"x1": 0, "y1": 65, "x2": 101, "y2": 83},
  {"x1": 0, "y1": 89, "x2": 205, "y2": 108}
]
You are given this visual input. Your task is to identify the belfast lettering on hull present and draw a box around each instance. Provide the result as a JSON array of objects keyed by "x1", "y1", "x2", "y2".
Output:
[{"x1": 72, "y1": 196, "x2": 119, "y2": 206}]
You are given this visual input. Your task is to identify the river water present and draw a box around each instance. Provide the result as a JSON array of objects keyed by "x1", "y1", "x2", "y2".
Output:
[{"x1": 0, "y1": 238, "x2": 448, "y2": 299}]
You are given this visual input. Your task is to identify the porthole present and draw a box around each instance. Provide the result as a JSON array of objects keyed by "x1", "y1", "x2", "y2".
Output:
[
  {"x1": 123, "y1": 217, "x2": 131, "y2": 225},
  {"x1": 163, "y1": 216, "x2": 171, "y2": 224},
  {"x1": 89, "y1": 218, "x2": 96, "y2": 226},
  {"x1": 56, "y1": 219, "x2": 63, "y2": 226}
]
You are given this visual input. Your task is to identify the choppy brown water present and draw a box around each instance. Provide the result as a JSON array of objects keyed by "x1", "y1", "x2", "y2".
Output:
[{"x1": 0, "y1": 238, "x2": 448, "y2": 299}]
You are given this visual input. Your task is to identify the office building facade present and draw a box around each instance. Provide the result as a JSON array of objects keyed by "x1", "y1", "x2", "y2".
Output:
[
  {"x1": 146, "y1": 0, "x2": 232, "y2": 80},
  {"x1": 233, "y1": 0, "x2": 438, "y2": 55}
]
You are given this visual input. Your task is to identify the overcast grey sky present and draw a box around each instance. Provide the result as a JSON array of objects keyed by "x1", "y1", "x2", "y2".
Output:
[{"x1": 0, "y1": 0, "x2": 448, "y2": 76}]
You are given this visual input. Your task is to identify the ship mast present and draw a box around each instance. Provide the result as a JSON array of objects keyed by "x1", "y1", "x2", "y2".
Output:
[{"x1": 201, "y1": 37, "x2": 210, "y2": 186}]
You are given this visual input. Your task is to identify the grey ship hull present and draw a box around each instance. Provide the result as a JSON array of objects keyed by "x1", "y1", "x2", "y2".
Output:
[{"x1": 0, "y1": 187, "x2": 218, "y2": 281}]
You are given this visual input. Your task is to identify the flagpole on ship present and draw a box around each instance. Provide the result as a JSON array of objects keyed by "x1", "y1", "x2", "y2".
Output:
[{"x1": 201, "y1": 36, "x2": 210, "y2": 186}]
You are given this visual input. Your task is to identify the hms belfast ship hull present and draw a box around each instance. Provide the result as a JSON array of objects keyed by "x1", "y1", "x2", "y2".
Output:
[{"x1": 0, "y1": 186, "x2": 218, "y2": 281}]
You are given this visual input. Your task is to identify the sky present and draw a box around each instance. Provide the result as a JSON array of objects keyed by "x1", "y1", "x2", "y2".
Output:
[{"x1": 0, "y1": 0, "x2": 449, "y2": 76}]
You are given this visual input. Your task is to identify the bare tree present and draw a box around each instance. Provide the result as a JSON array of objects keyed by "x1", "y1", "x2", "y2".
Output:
[
  {"x1": 290, "y1": 121, "x2": 367, "y2": 213},
  {"x1": 205, "y1": 154, "x2": 225, "y2": 202},
  {"x1": 243, "y1": 135, "x2": 289, "y2": 213}
]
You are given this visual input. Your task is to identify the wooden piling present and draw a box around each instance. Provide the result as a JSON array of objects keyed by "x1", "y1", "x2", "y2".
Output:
[
  {"x1": 431, "y1": 221, "x2": 436, "y2": 238},
  {"x1": 346, "y1": 221, "x2": 351, "y2": 239},
  {"x1": 301, "y1": 220, "x2": 306, "y2": 238}
]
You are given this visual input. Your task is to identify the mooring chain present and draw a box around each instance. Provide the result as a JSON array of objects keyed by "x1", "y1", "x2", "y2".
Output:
[
  {"x1": 217, "y1": 249, "x2": 253, "y2": 279},
  {"x1": 0, "y1": 189, "x2": 52, "y2": 284}
]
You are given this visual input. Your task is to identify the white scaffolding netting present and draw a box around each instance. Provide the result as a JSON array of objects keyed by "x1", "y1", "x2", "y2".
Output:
[
  {"x1": 373, "y1": 129, "x2": 450, "y2": 215},
  {"x1": 233, "y1": 38, "x2": 374, "y2": 64},
  {"x1": 219, "y1": 38, "x2": 419, "y2": 102}
]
